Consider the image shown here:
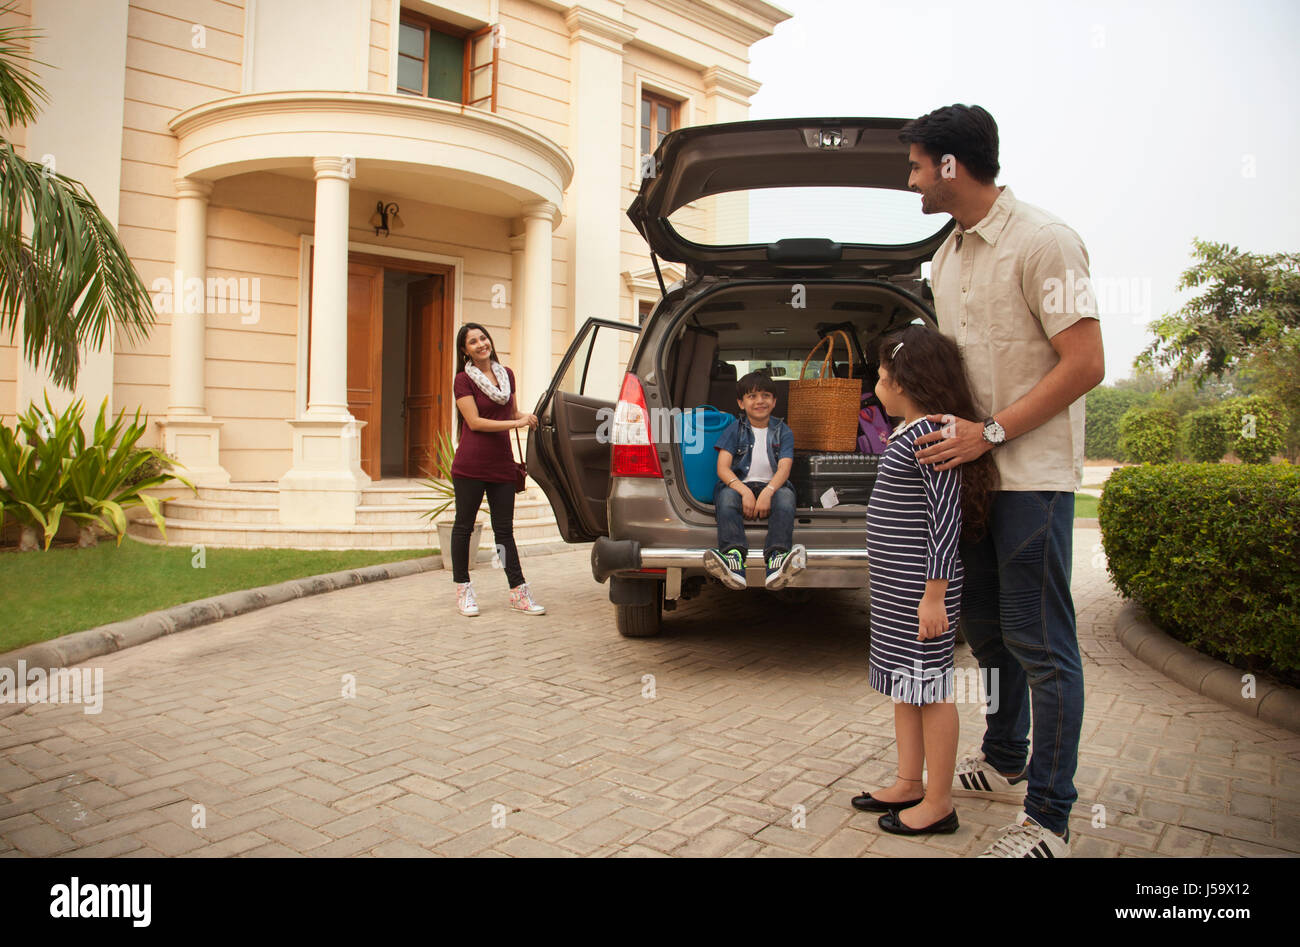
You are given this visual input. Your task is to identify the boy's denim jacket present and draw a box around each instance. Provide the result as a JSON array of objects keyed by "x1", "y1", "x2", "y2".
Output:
[{"x1": 713, "y1": 414, "x2": 795, "y2": 482}]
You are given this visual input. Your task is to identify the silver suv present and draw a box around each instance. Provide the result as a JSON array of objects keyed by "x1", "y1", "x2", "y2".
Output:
[{"x1": 528, "y1": 118, "x2": 952, "y2": 636}]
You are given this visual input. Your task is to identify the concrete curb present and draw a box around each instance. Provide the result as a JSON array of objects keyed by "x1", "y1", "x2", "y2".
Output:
[
  {"x1": 1115, "y1": 600, "x2": 1300, "y2": 734},
  {"x1": 0, "y1": 553, "x2": 449, "y2": 720}
]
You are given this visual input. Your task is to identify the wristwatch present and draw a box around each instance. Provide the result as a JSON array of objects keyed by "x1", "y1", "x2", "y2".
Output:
[{"x1": 982, "y1": 417, "x2": 1006, "y2": 445}]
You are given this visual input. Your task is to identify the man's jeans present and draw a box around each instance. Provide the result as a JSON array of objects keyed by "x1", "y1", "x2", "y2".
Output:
[
  {"x1": 713, "y1": 481, "x2": 796, "y2": 560},
  {"x1": 958, "y1": 490, "x2": 1083, "y2": 834}
]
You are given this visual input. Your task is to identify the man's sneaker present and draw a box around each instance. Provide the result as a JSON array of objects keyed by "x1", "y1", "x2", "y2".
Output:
[
  {"x1": 952, "y1": 751, "x2": 1027, "y2": 803},
  {"x1": 764, "y1": 544, "x2": 807, "y2": 590},
  {"x1": 978, "y1": 811, "x2": 1072, "y2": 858},
  {"x1": 704, "y1": 548, "x2": 746, "y2": 590},
  {"x1": 509, "y1": 582, "x2": 546, "y2": 615},
  {"x1": 456, "y1": 581, "x2": 479, "y2": 617}
]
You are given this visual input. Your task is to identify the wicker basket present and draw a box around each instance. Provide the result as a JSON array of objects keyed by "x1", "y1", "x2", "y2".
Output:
[{"x1": 787, "y1": 330, "x2": 861, "y2": 452}]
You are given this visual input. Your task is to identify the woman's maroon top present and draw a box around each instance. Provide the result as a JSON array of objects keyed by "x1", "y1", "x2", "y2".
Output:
[{"x1": 451, "y1": 366, "x2": 519, "y2": 483}]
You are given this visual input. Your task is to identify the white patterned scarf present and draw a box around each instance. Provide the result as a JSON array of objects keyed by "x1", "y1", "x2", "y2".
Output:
[{"x1": 466, "y1": 361, "x2": 511, "y2": 405}]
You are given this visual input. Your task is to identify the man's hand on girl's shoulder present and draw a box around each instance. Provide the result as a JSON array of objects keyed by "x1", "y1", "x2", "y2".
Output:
[{"x1": 913, "y1": 413, "x2": 992, "y2": 470}]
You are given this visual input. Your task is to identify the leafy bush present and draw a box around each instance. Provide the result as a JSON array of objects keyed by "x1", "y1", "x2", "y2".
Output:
[
  {"x1": 1182, "y1": 406, "x2": 1228, "y2": 462},
  {"x1": 1086, "y1": 387, "x2": 1148, "y2": 460},
  {"x1": 0, "y1": 395, "x2": 194, "y2": 550},
  {"x1": 1100, "y1": 463, "x2": 1300, "y2": 672},
  {"x1": 1117, "y1": 406, "x2": 1178, "y2": 464},
  {"x1": 1220, "y1": 395, "x2": 1287, "y2": 464},
  {"x1": 0, "y1": 396, "x2": 76, "y2": 549}
]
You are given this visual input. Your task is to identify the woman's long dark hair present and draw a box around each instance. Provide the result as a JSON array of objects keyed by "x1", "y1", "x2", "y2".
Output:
[
  {"x1": 877, "y1": 323, "x2": 999, "y2": 542},
  {"x1": 454, "y1": 322, "x2": 503, "y2": 437}
]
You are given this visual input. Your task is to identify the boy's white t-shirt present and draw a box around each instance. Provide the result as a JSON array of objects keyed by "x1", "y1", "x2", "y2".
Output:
[{"x1": 746, "y1": 426, "x2": 775, "y2": 483}]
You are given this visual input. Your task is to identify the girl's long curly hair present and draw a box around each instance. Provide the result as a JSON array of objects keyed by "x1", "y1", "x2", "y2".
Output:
[{"x1": 877, "y1": 324, "x2": 999, "y2": 542}]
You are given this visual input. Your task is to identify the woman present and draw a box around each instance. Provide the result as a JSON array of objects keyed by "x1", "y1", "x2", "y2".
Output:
[{"x1": 450, "y1": 322, "x2": 543, "y2": 617}]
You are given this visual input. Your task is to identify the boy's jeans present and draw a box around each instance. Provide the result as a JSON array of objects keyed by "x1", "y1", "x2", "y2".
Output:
[
  {"x1": 958, "y1": 490, "x2": 1083, "y2": 835},
  {"x1": 713, "y1": 480, "x2": 796, "y2": 560}
]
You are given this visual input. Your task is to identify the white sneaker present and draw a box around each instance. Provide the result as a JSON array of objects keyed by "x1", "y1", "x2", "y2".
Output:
[
  {"x1": 952, "y1": 750, "x2": 1027, "y2": 803},
  {"x1": 509, "y1": 582, "x2": 545, "y2": 615},
  {"x1": 978, "y1": 811, "x2": 1072, "y2": 858},
  {"x1": 456, "y1": 581, "x2": 479, "y2": 617}
]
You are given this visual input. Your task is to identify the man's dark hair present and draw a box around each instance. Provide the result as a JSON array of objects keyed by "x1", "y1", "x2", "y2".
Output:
[
  {"x1": 898, "y1": 104, "x2": 1000, "y2": 185},
  {"x1": 736, "y1": 371, "x2": 776, "y2": 400}
]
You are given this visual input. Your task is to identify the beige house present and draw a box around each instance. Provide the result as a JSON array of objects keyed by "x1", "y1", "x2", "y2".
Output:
[{"x1": 0, "y1": 0, "x2": 789, "y2": 547}]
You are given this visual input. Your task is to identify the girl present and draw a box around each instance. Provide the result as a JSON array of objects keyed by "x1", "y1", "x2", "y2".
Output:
[
  {"x1": 851, "y1": 324, "x2": 998, "y2": 836},
  {"x1": 450, "y1": 322, "x2": 544, "y2": 617}
]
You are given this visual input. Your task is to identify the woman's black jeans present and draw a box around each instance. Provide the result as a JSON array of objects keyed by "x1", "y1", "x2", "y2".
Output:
[{"x1": 451, "y1": 477, "x2": 525, "y2": 587}]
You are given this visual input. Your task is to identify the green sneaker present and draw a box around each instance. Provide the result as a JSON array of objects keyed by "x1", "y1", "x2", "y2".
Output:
[
  {"x1": 765, "y1": 544, "x2": 806, "y2": 590},
  {"x1": 704, "y1": 547, "x2": 746, "y2": 590}
]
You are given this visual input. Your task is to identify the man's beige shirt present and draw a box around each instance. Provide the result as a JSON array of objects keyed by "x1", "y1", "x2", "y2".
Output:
[{"x1": 931, "y1": 186, "x2": 1098, "y2": 492}]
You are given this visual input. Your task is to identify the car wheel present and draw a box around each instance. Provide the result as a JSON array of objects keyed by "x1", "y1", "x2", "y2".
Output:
[{"x1": 615, "y1": 595, "x2": 663, "y2": 638}]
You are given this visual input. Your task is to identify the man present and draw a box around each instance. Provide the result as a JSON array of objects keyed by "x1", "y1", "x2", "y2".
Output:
[{"x1": 902, "y1": 104, "x2": 1105, "y2": 858}]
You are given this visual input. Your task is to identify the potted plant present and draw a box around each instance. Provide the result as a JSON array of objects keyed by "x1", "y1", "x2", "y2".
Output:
[{"x1": 410, "y1": 431, "x2": 483, "y2": 570}]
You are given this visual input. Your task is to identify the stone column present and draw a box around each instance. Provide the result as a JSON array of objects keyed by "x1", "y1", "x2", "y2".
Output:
[
  {"x1": 508, "y1": 231, "x2": 527, "y2": 404},
  {"x1": 305, "y1": 157, "x2": 352, "y2": 419},
  {"x1": 156, "y1": 177, "x2": 230, "y2": 485},
  {"x1": 520, "y1": 201, "x2": 558, "y2": 415},
  {"x1": 279, "y1": 157, "x2": 367, "y2": 526},
  {"x1": 565, "y1": 7, "x2": 634, "y2": 403}
]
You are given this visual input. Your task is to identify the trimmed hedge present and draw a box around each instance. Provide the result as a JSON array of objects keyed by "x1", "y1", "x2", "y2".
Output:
[
  {"x1": 1100, "y1": 463, "x2": 1300, "y2": 672},
  {"x1": 1182, "y1": 407, "x2": 1228, "y2": 462},
  {"x1": 1220, "y1": 395, "x2": 1287, "y2": 464},
  {"x1": 1086, "y1": 387, "x2": 1147, "y2": 460},
  {"x1": 1117, "y1": 407, "x2": 1178, "y2": 464}
]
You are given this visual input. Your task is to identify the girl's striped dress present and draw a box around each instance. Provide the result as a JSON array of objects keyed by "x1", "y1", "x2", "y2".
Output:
[{"x1": 866, "y1": 416, "x2": 963, "y2": 705}]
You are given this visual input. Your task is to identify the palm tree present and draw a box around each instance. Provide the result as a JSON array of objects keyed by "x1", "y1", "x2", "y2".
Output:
[{"x1": 0, "y1": 5, "x2": 155, "y2": 389}]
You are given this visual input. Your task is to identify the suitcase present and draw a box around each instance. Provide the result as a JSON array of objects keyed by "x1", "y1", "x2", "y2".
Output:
[{"x1": 792, "y1": 451, "x2": 880, "y2": 508}]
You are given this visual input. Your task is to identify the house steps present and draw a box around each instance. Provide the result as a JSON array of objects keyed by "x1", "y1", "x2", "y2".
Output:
[{"x1": 127, "y1": 480, "x2": 567, "y2": 551}]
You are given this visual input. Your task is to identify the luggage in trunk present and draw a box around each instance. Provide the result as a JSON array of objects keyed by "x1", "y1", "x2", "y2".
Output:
[{"x1": 792, "y1": 452, "x2": 880, "y2": 508}]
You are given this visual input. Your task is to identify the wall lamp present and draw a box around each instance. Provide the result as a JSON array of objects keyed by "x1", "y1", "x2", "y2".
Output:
[{"x1": 370, "y1": 201, "x2": 404, "y2": 237}]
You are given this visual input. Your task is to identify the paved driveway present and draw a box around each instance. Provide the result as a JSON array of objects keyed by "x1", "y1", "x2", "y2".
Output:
[{"x1": 1, "y1": 526, "x2": 1296, "y2": 857}]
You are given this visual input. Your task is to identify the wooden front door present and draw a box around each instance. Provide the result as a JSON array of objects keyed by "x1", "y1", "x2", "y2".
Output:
[
  {"x1": 404, "y1": 275, "x2": 446, "y2": 477},
  {"x1": 346, "y1": 262, "x2": 383, "y2": 478}
]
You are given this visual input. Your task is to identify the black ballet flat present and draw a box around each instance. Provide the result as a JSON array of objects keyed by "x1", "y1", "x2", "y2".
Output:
[
  {"x1": 877, "y1": 808, "x2": 960, "y2": 835},
  {"x1": 851, "y1": 792, "x2": 924, "y2": 813}
]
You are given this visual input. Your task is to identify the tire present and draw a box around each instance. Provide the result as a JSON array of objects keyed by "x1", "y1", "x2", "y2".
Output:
[{"x1": 615, "y1": 596, "x2": 663, "y2": 638}]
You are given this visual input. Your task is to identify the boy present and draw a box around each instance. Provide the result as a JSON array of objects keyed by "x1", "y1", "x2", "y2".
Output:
[{"x1": 704, "y1": 372, "x2": 807, "y2": 590}]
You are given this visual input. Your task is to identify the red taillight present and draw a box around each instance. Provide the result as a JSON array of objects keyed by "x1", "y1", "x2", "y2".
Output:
[{"x1": 610, "y1": 373, "x2": 663, "y2": 478}]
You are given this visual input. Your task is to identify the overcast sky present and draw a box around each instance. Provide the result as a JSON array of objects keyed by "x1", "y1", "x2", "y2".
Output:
[{"x1": 746, "y1": 0, "x2": 1300, "y2": 384}]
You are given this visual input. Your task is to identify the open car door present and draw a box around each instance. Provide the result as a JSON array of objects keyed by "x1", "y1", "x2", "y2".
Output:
[{"x1": 528, "y1": 317, "x2": 641, "y2": 543}]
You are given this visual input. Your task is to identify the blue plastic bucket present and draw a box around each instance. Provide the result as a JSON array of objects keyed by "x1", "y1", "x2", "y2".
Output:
[{"x1": 679, "y1": 406, "x2": 734, "y2": 503}]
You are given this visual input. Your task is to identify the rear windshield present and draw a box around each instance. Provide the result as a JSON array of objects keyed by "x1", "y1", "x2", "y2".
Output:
[
  {"x1": 721, "y1": 351, "x2": 832, "y2": 380},
  {"x1": 666, "y1": 186, "x2": 945, "y2": 249}
]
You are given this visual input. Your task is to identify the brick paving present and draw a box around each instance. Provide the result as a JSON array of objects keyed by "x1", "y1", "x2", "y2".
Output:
[{"x1": 1, "y1": 525, "x2": 1297, "y2": 857}]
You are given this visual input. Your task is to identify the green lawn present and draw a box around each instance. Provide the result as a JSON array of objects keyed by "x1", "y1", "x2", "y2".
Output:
[
  {"x1": 0, "y1": 538, "x2": 433, "y2": 653},
  {"x1": 1076, "y1": 494, "x2": 1099, "y2": 518}
]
